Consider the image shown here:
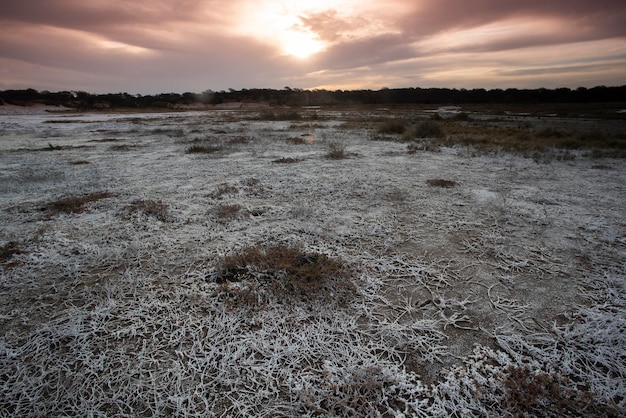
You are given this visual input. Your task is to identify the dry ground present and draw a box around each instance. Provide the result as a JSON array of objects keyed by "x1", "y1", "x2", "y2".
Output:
[{"x1": 1, "y1": 105, "x2": 625, "y2": 416}]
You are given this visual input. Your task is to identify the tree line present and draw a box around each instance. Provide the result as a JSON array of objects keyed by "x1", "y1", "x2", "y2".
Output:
[{"x1": 1, "y1": 86, "x2": 624, "y2": 109}]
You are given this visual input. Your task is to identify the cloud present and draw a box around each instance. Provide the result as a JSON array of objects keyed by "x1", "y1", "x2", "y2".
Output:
[{"x1": 0, "y1": 0, "x2": 624, "y2": 93}]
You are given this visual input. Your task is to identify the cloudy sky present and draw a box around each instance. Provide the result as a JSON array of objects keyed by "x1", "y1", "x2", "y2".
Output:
[{"x1": 1, "y1": 0, "x2": 625, "y2": 94}]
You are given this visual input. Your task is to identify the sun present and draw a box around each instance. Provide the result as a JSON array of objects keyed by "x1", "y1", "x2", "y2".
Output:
[
  {"x1": 235, "y1": 1, "x2": 329, "y2": 59},
  {"x1": 281, "y1": 30, "x2": 325, "y2": 59}
]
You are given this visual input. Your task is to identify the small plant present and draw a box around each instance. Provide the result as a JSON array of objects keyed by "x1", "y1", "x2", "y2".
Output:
[
  {"x1": 426, "y1": 179, "x2": 457, "y2": 188},
  {"x1": 377, "y1": 119, "x2": 408, "y2": 135},
  {"x1": 501, "y1": 366, "x2": 615, "y2": 416},
  {"x1": 44, "y1": 192, "x2": 114, "y2": 215},
  {"x1": 215, "y1": 204, "x2": 242, "y2": 222},
  {"x1": 214, "y1": 244, "x2": 353, "y2": 304},
  {"x1": 186, "y1": 144, "x2": 223, "y2": 154},
  {"x1": 286, "y1": 136, "x2": 306, "y2": 144},
  {"x1": 128, "y1": 199, "x2": 170, "y2": 222},
  {"x1": 0, "y1": 241, "x2": 22, "y2": 267},
  {"x1": 272, "y1": 157, "x2": 303, "y2": 164},
  {"x1": 326, "y1": 141, "x2": 347, "y2": 159},
  {"x1": 213, "y1": 183, "x2": 239, "y2": 198},
  {"x1": 405, "y1": 120, "x2": 445, "y2": 140}
]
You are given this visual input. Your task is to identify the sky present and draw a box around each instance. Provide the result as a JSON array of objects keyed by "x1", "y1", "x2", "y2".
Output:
[{"x1": 1, "y1": 0, "x2": 625, "y2": 94}]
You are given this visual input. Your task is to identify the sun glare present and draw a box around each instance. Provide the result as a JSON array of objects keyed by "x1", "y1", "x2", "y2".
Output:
[{"x1": 281, "y1": 30, "x2": 324, "y2": 58}]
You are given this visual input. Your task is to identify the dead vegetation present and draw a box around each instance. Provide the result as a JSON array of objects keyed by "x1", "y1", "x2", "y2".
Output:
[
  {"x1": 128, "y1": 199, "x2": 170, "y2": 222},
  {"x1": 43, "y1": 192, "x2": 114, "y2": 215},
  {"x1": 272, "y1": 157, "x2": 303, "y2": 164},
  {"x1": 213, "y1": 244, "x2": 354, "y2": 305},
  {"x1": 426, "y1": 179, "x2": 457, "y2": 188}
]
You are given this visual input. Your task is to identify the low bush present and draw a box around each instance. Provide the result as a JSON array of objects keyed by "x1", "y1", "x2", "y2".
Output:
[
  {"x1": 426, "y1": 179, "x2": 457, "y2": 188},
  {"x1": 377, "y1": 119, "x2": 408, "y2": 135},
  {"x1": 128, "y1": 199, "x2": 170, "y2": 222},
  {"x1": 44, "y1": 192, "x2": 114, "y2": 215},
  {"x1": 186, "y1": 144, "x2": 223, "y2": 154},
  {"x1": 326, "y1": 142, "x2": 347, "y2": 159},
  {"x1": 272, "y1": 157, "x2": 303, "y2": 164},
  {"x1": 213, "y1": 244, "x2": 354, "y2": 305}
]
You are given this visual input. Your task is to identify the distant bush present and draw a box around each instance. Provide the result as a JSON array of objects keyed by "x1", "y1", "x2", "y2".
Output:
[
  {"x1": 326, "y1": 141, "x2": 347, "y2": 159},
  {"x1": 403, "y1": 120, "x2": 445, "y2": 140},
  {"x1": 426, "y1": 179, "x2": 456, "y2": 188},
  {"x1": 377, "y1": 119, "x2": 408, "y2": 135},
  {"x1": 186, "y1": 144, "x2": 223, "y2": 154}
]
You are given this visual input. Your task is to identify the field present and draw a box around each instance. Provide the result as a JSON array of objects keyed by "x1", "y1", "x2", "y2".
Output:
[{"x1": 1, "y1": 104, "x2": 625, "y2": 416}]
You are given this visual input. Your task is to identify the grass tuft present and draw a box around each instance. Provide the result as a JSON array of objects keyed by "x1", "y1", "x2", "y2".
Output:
[
  {"x1": 272, "y1": 157, "x2": 303, "y2": 164},
  {"x1": 426, "y1": 179, "x2": 457, "y2": 188},
  {"x1": 44, "y1": 192, "x2": 114, "y2": 215},
  {"x1": 128, "y1": 199, "x2": 170, "y2": 222},
  {"x1": 186, "y1": 144, "x2": 223, "y2": 154},
  {"x1": 214, "y1": 244, "x2": 353, "y2": 305},
  {"x1": 326, "y1": 142, "x2": 347, "y2": 159}
]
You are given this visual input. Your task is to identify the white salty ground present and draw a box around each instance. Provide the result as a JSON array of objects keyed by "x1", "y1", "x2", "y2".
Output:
[{"x1": 0, "y1": 107, "x2": 625, "y2": 416}]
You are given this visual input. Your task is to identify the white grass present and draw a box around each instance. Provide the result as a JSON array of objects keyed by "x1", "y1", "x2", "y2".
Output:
[{"x1": 1, "y1": 108, "x2": 624, "y2": 416}]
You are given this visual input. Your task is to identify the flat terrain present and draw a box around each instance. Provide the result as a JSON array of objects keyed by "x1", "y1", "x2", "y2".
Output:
[{"x1": 1, "y1": 105, "x2": 625, "y2": 416}]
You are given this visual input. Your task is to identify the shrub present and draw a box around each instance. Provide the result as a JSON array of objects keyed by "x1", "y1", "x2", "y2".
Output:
[
  {"x1": 412, "y1": 120, "x2": 445, "y2": 138},
  {"x1": 326, "y1": 141, "x2": 347, "y2": 159},
  {"x1": 272, "y1": 157, "x2": 303, "y2": 164},
  {"x1": 426, "y1": 179, "x2": 456, "y2": 188},
  {"x1": 128, "y1": 199, "x2": 170, "y2": 222},
  {"x1": 44, "y1": 192, "x2": 114, "y2": 215},
  {"x1": 377, "y1": 119, "x2": 408, "y2": 135},
  {"x1": 214, "y1": 244, "x2": 353, "y2": 305},
  {"x1": 215, "y1": 204, "x2": 241, "y2": 222},
  {"x1": 186, "y1": 144, "x2": 223, "y2": 154}
]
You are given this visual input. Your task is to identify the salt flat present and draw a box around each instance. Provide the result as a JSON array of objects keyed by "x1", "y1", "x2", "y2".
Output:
[{"x1": 1, "y1": 107, "x2": 624, "y2": 416}]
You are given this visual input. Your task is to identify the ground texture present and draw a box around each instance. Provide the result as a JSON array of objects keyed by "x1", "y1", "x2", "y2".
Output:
[{"x1": 1, "y1": 106, "x2": 625, "y2": 416}]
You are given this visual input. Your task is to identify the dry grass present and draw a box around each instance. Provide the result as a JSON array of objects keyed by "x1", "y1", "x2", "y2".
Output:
[
  {"x1": 215, "y1": 204, "x2": 242, "y2": 222},
  {"x1": 377, "y1": 119, "x2": 408, "y2": 135},
  {"x1": 128, "y1": 199, "x2": 170, "y2": 222},
  {"x1": 0, "y1": 241, "x2": 22, "y2": 268},
  {"x1": 326, "y1": 141, "x2": 347, "y2": 159},
  {"x1": 185, "y1": 144, "x2": 223, "y2": 154},
  {"x1": 426, "y1": 179, "x2": 457, "y2": 188},
  {"x1": 43, "y1": 192, "x2": 114, "y2": 215},
  {"x1": 214, "y1": 244, "x2": 354, "y2": 305},
  {"x1": 272, "y1": 157, "x2": 303, "y2": 164}
]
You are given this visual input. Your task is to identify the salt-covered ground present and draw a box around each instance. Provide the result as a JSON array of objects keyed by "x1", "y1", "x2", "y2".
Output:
[{"x1": 1, "y1": 107, "x2": 624, "y2": 416}]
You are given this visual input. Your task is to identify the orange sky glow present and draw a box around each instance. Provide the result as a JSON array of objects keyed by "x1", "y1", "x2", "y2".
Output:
[{"x1": 0, "y1": 0, "x2": 624, "y2": 94}]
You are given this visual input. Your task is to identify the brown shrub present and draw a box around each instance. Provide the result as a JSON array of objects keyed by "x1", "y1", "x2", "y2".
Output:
[
  {"x1": 44, "y1": 192, "x2": 114, "y2": 215},
  {"x1": 215, "y1": 244, "x2": 354, "y2": 305}
]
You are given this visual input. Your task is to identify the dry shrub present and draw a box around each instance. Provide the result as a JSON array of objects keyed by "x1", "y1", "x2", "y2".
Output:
[
  {"x1": 212, "y1": 183, "x2": 239, "y2": 198},
  {"x1": 502, "y1": 366, "x2": 615, "y2": 417},
  {"x1": 377, "y1": 119, "x2": 408, "y2": 135},
  {"x1": 186, "y1": 144, "x2": 223, "y2": 154},
  {"x1": 214, "y1": 244, "x2": 353, "y2": 305},
  {"x1": 0, "y1": 241, "x2": 22, "y2": 267},
  {"x1": 426, "y1": 179, "x2": 457, "y2": 188},
  {"x1": 272, "y1": 157, "x2": 303, "y2": 164},
  {"x1": 215, "y1": 204, "x2": 241, "y2": 222},
  {"x1": 44, "y1": 192, "x2": 114, "y2": 215},
  {"x1": 408, "y1": 120, "x2": 445, "y2": 139},
  {"x1": 326, "y1": 142, "x2": 347, "y2": 159},
  {"x1": 286, "y1": 136, "x2": 306, "y2": 144},
  {"x1": 128, "y1": 199, "x2": 170, "y2": 222}
]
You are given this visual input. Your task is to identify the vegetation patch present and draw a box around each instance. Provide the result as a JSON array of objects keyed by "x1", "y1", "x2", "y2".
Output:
[
  {"x1": 185, "y1": 144, "x2": 223, "y2": 154},
  {"x1": 272, "y1": 157, "x2": 303, "y2": 164},
  {"x1": 326, "y1": 141, "x2": 347, "y2": 159},
  {"x1": 43, "y1": 192, "x2": 114, "y2": 215},
  {"x1": 404, "y1": 120, "x2": 445, "y2": 140},
  {"x1": 69, "y1": 160, "x2": 90, "y2": 165},
  {"x1": 500, "y1": 366, "x2": 615, "y2": 417},
  {"x1": 0, "y1": 241, "x2": 22, "y2": 267},
  {"x1": 377, "y1": 119, "x2": 408, "y2": 135},
  {"x1": 214, "y1": 244, "x2": 354, "y2": 305},
  {"x1": 128, "y1": 199, "x2": 170, "y2": 222},
  {"x1": 426, "y1": 179, "x2": 457, "y2": 188},
  {"x1": 215, "y1": 204, "x2": 242, "y2": 222}
]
